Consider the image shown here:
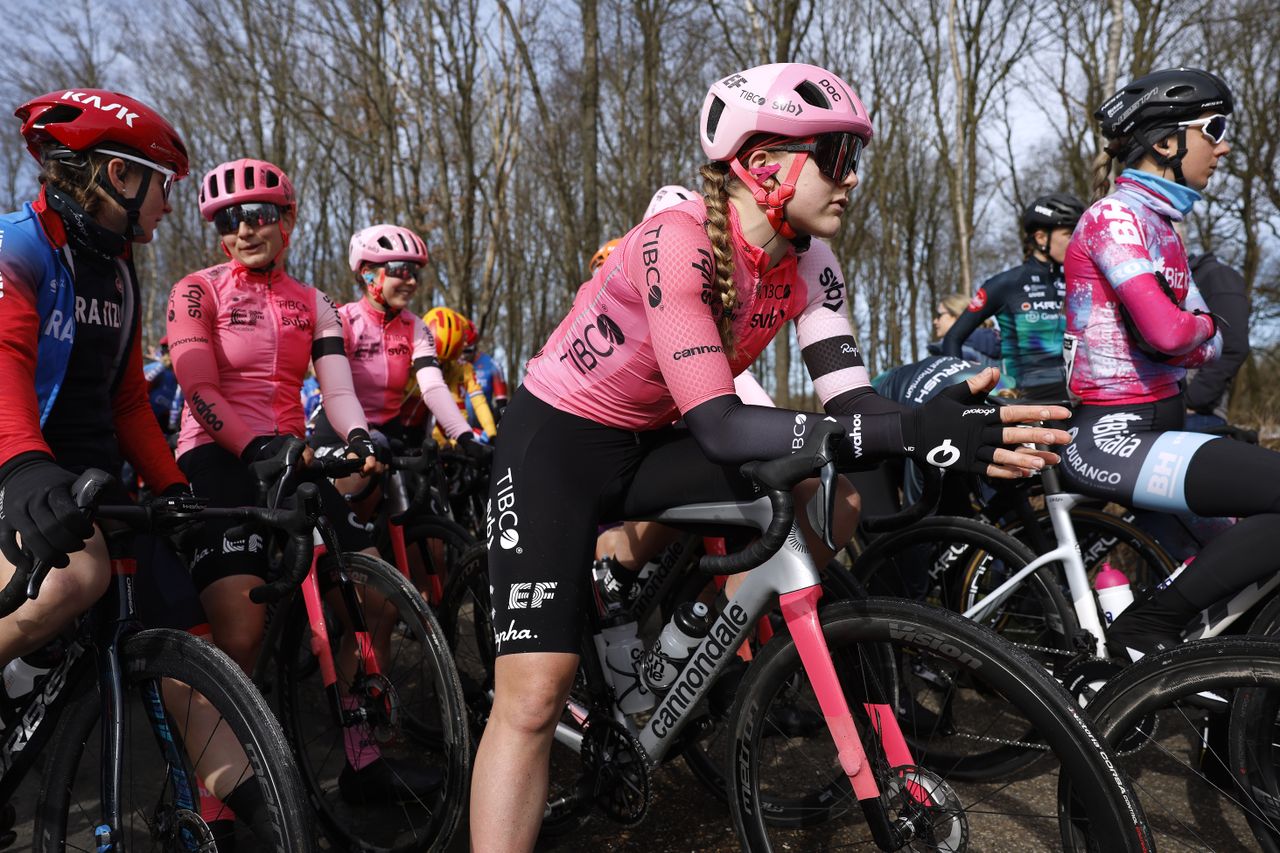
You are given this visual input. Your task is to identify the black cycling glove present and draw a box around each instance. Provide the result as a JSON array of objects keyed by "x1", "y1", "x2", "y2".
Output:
[
  {"x1": 900, "y1": 383, "x2": 1008, "y2": 474},
  {"x1": 345, "y1": 428, "x2": 381, "y2": 463},
  {"x1": 240, "y1": 435, "x2": 294, "y2": 465},
  {"x1": 0, "y1": 456, "x2": 94, "y2": 569},
  {"x1": 456, "y1": 431, "x2": 493, "y2": 462}
]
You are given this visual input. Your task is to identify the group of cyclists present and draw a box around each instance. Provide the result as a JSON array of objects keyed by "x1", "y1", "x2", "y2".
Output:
[{"x1": 0, "y1": 55, "x2": 1277, "y2": 852}]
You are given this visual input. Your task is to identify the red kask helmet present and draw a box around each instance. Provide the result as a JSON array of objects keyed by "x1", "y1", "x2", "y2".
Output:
[{"x1": 16, "y1": 88, "x2": 189, "y2": 177}]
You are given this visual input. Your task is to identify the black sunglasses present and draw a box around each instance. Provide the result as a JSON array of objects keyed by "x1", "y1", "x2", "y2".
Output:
[
  {"x1": 382, "y1": 261, "x2": 422, "y2": 280},
  {"x1": 213, "y1": 202, "x2": 283, "y2": 236},
  {"x1": 769, "y1": 131, "x2": 865, "y2": 183}
]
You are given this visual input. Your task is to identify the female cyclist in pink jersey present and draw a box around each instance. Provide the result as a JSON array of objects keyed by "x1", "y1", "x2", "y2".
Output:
[
  {"x1": 168, "y1": 159, "x2": 439, "y2": 802},
  {"x1": 315, "y1": 224, "x2": 488, "y2": 497},
  {"x1": 470, "y1": 62, "x2": 1072, "y2": 850},
  {"x1": 1059, "y1": 68, "x2": 1280, "y2": 660}
]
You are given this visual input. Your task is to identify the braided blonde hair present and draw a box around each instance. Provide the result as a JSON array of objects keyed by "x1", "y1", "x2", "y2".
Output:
[
  {"x1": 698, "y1": 161, "x2": 738, "y2": 358},
  {"x1": 1091, "y1": 139, "x2": 1128, "y2": 202}
]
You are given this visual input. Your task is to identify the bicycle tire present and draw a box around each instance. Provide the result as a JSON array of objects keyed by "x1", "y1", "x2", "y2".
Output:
[
  {"x1": 728, "y1": 597, "x2": 1151, "y2": 851},
  {"x1": 275, "y1": 552, "x2": 469, "y2": 853},
  {"x1": 1060, "y1": 636, "x2": 1280, "y2": 850},
  {"x1": 35, "y1": 628, "x2": 315, "y2": 852},
  {"x1": 439, "y1": 543, "x2": 495, "y2": 739},
  {"x1": 1231, "y1": 597, "x2": 1280, "y2": 851},
  {"x1": 395, "y1": 515, "x2": 478, "y2": 606}
]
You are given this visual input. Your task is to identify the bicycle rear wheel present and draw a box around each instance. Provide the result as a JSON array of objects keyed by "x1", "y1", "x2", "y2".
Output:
[
  {"x1": 1060, "y1": 636, "x2": 1280, "y2": 851},
  {"x1": 729, "y1": 598, "x2": 1151, "y2": 851},
  {"x1": 275, "y1": 552, "x2": 469, "y2": 853},
  {"x1": 36, "y1": 629, "x2": 314, "y2": 852},
  {"x1": 393, "y1": 515, "x2": 477, "y2": 607},
  {"x1": 856, "y1": 516, "x2": 1077, "y2": 658},
  {"x1": 439, "y1": 543, "x2": 495, "y2": 739}
]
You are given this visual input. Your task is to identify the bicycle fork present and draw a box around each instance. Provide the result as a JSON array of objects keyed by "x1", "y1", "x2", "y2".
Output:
[
  {"x1": 780, "y1": 585, "x2": 920, "y2": 850},
  {"x1": 299, "y1": 537, "x2": 385, "y2": 729}
]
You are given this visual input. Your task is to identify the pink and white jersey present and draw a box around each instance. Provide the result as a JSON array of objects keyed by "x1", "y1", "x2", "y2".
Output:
[
  {"x1": 339, "y1": 299, "x2": 471, "y2": 439},
  {"x1": 524, "y1": 199, "x2": 870, "y2": 429},
  {"x1": 1064, "y1": 175, "x2": 1219, "y2": 405},
  {"x1": 169, "y1": 261, "x2": 368, "y2": 457}
]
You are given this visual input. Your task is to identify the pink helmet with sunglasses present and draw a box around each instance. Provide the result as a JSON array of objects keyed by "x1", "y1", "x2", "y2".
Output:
[
  {"x1": 699, "y1": 64, "x2": 873, "y2": 240},
  {"x1": 198, "y1": 158, "x2": 295, "y2": 220},
  {"x1": 699, "y1": 64, "x2": 873, "y2": 161},
  {"x1": 348, "y1": 224, "x2": 429, "y2": 272}
]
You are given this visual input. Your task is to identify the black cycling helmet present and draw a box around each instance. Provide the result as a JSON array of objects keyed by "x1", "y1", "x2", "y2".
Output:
[
  {"x1": 1094, "y1": 67, "x2": 1233, "y2": 184},
  {"x1": 1022, "y1": 192, "x2": 1086, "y2": 233}
]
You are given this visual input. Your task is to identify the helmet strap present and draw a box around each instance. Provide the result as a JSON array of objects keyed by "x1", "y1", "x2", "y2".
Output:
[
  {"x1": 729, "y1": 152, "x2": 808, "y2": 241},
  {"x1": 1143, "y1": 128, "x2": 1190, "y2": 185},
  {"x1": 95, "y1": 164, "x2": 153, "y2": 240},
  {"x1": 365, "y1": 269, "x2": 388, "y2": 306}
]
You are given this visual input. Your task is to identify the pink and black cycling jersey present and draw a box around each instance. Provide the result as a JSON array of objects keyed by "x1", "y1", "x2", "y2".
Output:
[
  {"x1": 168, "y1": 261, "x2": 368, "y2": 457},
  {"x1": 1064, "y1": 173, "x2": 1220, "y2": 405},
  {"x1": 524, "y1": 199, "x2": 870, "y2": 428},
  {"x1": 339, "y1": 299, "x2": 471, "y2": 439}
]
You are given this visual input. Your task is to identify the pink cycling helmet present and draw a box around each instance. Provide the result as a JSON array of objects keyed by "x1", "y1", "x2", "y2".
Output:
[
  {"x1": 198, "y1": 158, "x2": 296, "y2": 220},
  {"x1": 644, "y1": 185, "x2": 695, "y2": 219},
  {"x1": 699, "y1": 64, "x2": 873, "y2": 161},
  {"x1": 348, "y1": 224, "x2": 429, "y2": 272}
]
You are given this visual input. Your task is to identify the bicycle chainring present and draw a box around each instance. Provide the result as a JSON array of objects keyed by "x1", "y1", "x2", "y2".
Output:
[
  {"x1": 1059, "y1": 655, "x2": 1125, "y2": 709},
  {"x1": 884, "y1": 764, "x2": 968, "y2": 851},
  {"x1": 581, "y1": 717, "x2": 652, "y2": 826}
]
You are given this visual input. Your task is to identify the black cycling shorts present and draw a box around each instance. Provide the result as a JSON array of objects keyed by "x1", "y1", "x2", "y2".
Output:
[
  {"x1": 486, "y1": 386, "x2": 758, "y2": 656},
  {"x1": 178, "y1": 443, "x2": 373, "y2": 591}
]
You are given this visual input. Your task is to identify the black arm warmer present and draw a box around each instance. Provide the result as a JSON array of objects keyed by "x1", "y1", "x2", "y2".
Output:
[{"x1": 682, "y1": 394, "x2": 906, "y2": 470}]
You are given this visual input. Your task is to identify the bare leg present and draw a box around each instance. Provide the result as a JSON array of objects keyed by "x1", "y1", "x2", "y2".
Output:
[
  {"x1": 0, "y1": 529, "x2": 109, "y2": 666},
  {"x1": 200, "y1": 575, "x2": 268, "y2": 675},
  {"x1": 595, "y1": 521, "x2": 681, "y2": 571},
  {"x1": 471, "y1": 652, "x2": 579, "y2": 853}
]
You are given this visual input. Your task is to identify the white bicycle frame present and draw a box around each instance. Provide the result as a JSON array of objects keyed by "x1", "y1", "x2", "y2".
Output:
[{"x1": 962, "y1": 483, "x2": 1273, "y2": 658}]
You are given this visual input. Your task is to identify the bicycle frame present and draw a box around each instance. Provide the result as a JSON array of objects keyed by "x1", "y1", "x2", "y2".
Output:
[
  {"x1": 561, "y1": 495, "x2": 919, "y2": 848},
  {"x1": 965, "y1": 465, "x2": 1272, "y2": 658},
  {"x1": 963, "y1": 490, "x2": 1107, "y2": 656},
  {"x1": 0, "y1": 530, "x2": 200, "y2": 850},
  {"x1": 260, "y1": 522, "x2": 386, "y2": 726}
]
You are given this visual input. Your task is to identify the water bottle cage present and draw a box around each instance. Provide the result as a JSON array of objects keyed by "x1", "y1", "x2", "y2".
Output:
[{"x1": 640, "y1": 647, "x2": 684, "y2": 693}]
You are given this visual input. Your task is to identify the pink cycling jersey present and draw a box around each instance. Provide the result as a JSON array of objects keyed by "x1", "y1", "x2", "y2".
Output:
[
  {"x1": 169, "y1": 261, "x2": 368, "y2": 457},
  {"x1": 340, "y1": 298, "x2": 471, "y2": 439},
  {"x1": 1064, "y1": 174, "x2": 1220, "y2": 405},
  {"x1": 524, "y1": 199, "x2": 870, "y2": 428}
]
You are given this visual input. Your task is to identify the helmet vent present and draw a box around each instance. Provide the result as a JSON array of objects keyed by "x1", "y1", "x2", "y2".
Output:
[
  {"x1": 706, "y1": 97, "x2": 726, "y2": 142},
  {"x1": 244, "y1": 168, "x2": 256, "y2": 190},
  {"x1": 34, "y1": 104, "x2": 82, "y2": 130},
  {"x1": 223, "y1": 168, "x2": 236, "y2": 194},
  {"x1": 265, "y1": 171, "x2": 279, "y2": 188},
  {"x1": 377, "y1": 236, "x2": 394, "y2": 250},
  {"x1": 1165, "y1": 84, "x2": 1195, "y2": 98},
  {"x1": 794, "y1": 81, "x2": 829, "y2": 109}
]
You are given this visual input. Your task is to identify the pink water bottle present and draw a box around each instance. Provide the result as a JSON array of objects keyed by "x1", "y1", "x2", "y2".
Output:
[{"x1": 1094, "y1": 563, "x2": 1134, "y2": 625}]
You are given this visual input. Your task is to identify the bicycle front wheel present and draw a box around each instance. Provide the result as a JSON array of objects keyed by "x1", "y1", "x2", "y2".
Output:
[
  {"x1": 728, "y1": 598, "x2": 1150, "y2": 851},
  {"x1": 36, "y1": 629, "x2": 314, "y2": 852},
  {"x1": 1061, "y1": 636, "x2": 1280, "y2": 851},
  {"x1": 276, "y1": 552, "x2": 469, "y2": 853}
]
